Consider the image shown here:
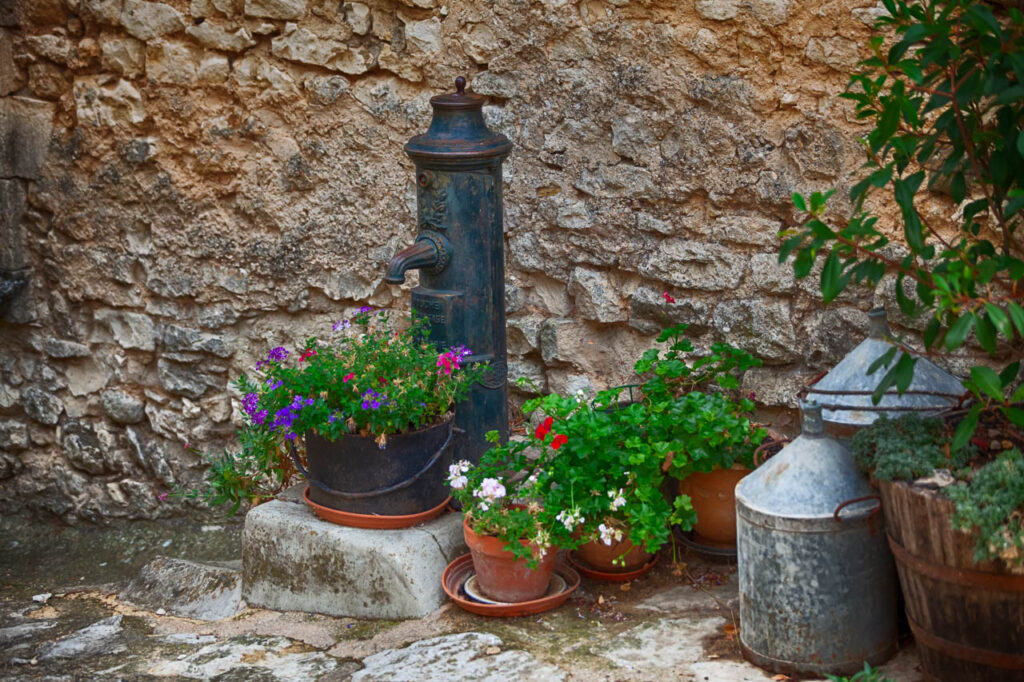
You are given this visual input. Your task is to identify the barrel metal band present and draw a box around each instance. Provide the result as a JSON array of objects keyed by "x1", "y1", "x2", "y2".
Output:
[
  {"x1": 906, "y1": 616, "x2": 1024, "y2": 670},
  {"x1": 887, "y1": 533, "x2": 1024, "y2": 593}
]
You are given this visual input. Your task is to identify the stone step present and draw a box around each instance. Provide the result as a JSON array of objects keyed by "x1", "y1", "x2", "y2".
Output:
[{"x1": 242, "y1": 498, "x2": 466, "y2": 619}]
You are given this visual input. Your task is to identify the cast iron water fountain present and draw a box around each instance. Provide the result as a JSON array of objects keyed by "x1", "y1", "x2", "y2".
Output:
[{"x1": 385, "y1": 76, "x2": 512, "y2": 465}]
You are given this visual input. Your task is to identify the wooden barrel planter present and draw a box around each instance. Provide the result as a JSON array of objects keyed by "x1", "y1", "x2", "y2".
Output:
[{"x1": 879, "y1": 480, "x2": 1024, "y2": 682}]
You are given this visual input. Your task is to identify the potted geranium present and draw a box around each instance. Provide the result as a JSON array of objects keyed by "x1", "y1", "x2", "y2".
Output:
[
  {"x1": 446, "y1": 424, "x2": 579, "y2": 603},
  {"x1": 521, "y1": 388, "x2": 697, "y2": 577},
  {"x1": 780, "y1": 1, "x2": 1024, "y2": 678},
  {"x1": 190, "y1": 307, "x2": 484, "y2": 525},
  {"x1": 636, "y1": 321, "x2": 767, "y2": 548}
]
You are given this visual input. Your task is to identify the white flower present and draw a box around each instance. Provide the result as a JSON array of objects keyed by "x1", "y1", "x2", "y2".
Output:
[
  {"x1": 608, "y1": 488, "x2": 627, "y2": 511},
  {"x1": 556, "y1": 507, "x2": 585, "y2": 531},
  {"x1": 447, "y1": 460, "x2": 473, "y2": 489},
  {"x1": 473, "y1": 477, "x2": 506, "y2": 504},
  {"x1": 477, "y1": 501, "x2": 489, "y2": 512},
  {"x1": 598, "y1": 523, "x2": 624, "y2": 546}
]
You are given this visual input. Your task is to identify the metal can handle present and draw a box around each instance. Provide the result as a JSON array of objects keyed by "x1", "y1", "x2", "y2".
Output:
[{"x1": 833, "y1": 494, "x2": 882, "y2": 523}]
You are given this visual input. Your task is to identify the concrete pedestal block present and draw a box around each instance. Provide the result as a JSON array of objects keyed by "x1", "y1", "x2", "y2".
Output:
[{"x1": 242, "y1": 498, "x2": 466, "y2": 619}]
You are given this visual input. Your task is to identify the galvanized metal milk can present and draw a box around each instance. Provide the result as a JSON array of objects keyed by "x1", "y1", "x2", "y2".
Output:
[
  {"x1": 384, "y1": 77, "x2": 512, "y2": 464},
  {"x1": 736, "y1": 401, "x2": 898, "y2": 677},
  {"x1": 804, "y1": 307, "x2": 963, "y2": 440}
]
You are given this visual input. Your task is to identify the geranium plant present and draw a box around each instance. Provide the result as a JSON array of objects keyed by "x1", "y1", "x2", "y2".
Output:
[
  {"x1": 189, "y1": 308, "x2": 485, "y2": 512},
  {"x1": 635, "y1": 321, "x2": 767, "y2": 476},
  {"x1": 447, "y1": 424, "x2": 579, "y2": 567},
  {"x1": 525, "y1": 388, "x2": 698, "y2": 562}
]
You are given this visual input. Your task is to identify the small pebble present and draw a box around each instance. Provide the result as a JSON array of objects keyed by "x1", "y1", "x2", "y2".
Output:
[
  {"x1": 156, "y1": 608, "x2": 167, "y2": 616},
  {"x1": 31, "y1": 593, "x2": 52, "y2": 604},
  {"x1": 484, "y1": 646, "x2": 501, "y2": 655},
  {"x1": 161, "y1": 540, "x2": 172, "y2": 548}
]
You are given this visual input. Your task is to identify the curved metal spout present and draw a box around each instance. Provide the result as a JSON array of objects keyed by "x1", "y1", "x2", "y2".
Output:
[{"x1": 384, "y1": 239, "x2": 440, "y2": 284}]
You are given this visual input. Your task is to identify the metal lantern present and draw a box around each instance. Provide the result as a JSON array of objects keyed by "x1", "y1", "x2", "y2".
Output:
[
  {"x1": 384, "y1": 76, "x2": 511, "y2": 465},
  {"x1": 736, "y1": 401, "x2": 898, "y2": 677},
  {"x1": 804, "y1": 307, "x2": 964, "y2": 440}
]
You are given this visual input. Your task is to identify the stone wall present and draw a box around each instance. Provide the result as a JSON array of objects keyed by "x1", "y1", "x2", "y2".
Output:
[{"x1": 0, "y1": 0, "x2": 892, "y2": 522}]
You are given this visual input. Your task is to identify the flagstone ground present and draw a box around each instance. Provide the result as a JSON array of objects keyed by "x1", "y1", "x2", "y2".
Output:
[{"x1": 1, "y1": 514, "x2": 925, "y2": 681}]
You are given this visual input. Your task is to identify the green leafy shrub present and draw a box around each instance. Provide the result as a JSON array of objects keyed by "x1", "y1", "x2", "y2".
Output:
[{"x1": 780, "y1": 0, "x2": 1024, "y2": 448}]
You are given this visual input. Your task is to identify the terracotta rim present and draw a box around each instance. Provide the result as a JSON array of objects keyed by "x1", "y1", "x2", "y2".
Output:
[
  {"x1": 303, "y1": 486, "x2": 451, "y2": 529},
  {"x1": 442, "y1": 553, "x2": 580, "y2": 617},
  {"x1": 673, "y1": 526, "x2": 738, "y2": 562},
  {"x1": 567, "y1": 550, "x2": 659, "y2": 582}
]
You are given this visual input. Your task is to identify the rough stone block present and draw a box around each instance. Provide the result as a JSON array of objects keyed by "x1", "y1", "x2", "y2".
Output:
[
  {"x1": 121, "y1": 556, "x2": 244, "y2": 620},
  {"x1": 0, "y1": 179, "x2": 27, "y2": 270},
  {"x1": 0, "y1": 97, "x2": 54, "y2": 180},
  {"x1": 243, "y1": 499, "x2": 466, "y2": 619}
]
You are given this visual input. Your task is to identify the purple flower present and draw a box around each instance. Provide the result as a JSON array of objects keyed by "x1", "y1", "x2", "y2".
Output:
[
  {"x1": 287, "y1": 432, "x2": 298, "y2": 440},
  {"x1": 253, "y1": 410, "x2": 268, "y2": 425},
  {"x1": 333, "y1": 319, "x2": 351, "y2": 331},
  {"x1": 359, "y1": 306, "x2": 372, "y2": 313},
  {"x1": 265, "y1": 379, "x2": 283, "y2": 391},
  {"x1": 305, "y1": 398, "x2": 314, "y2": 406},
  {"x1": 267, "y1": 347, "x2": 289, "y2": 362},
  {"x1": 360, "y1": 389, "x2": 386, "y2": 411},
  {"x1": 242, "y1": 393, "x2": 259, "y2": 417},
  {"x1": 328, "y1": 414, "x2": 337, "y2": 424}
]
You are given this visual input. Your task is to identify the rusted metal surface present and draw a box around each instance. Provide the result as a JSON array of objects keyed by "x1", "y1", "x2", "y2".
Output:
[
  {"x1": 385, "y1": 76, "x2": 512, "y2": 465},
  {"x1": 736, "y1": 402, "x2": 898, "y2": 677}
]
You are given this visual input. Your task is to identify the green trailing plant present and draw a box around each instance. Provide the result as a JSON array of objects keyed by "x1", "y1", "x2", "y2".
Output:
[
  {"x1": 853, "y1": 414, "x2": 1023, "y2": 563},
  {"x1": 781, "y1": 0, "x2": 1024, "y2": 448},
  {"x1": 186, "y1": 308, "x2": 485, "y2": 513}
]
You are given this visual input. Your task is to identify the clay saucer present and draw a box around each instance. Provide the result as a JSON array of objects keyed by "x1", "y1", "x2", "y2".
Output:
[
  {"x1": 442, "y1": 553, "x2": 580, "y2": 617},
  {"x1": 302, "y1": 486, "x2": 451, "y2": 530},
  {"x1": 567, "y1": 551, "x2": 658, "y2": 582}
]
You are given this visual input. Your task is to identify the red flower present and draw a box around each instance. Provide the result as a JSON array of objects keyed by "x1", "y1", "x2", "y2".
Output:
[
  {"x1": 534, "y1": 416, "x2": 554, "y2": 440},
  {"x1": 550, "y1": 434, "x2": 568, "y2": 450},
  {"x1": 299, "y1": 348, "x2": 317, "y2": 362},
  {"x1": 379, "y1": 377, "x2": 389, "y2": 386},
  {"x1": 662, "y1": 292, "x2": 676, "y2": 304}
]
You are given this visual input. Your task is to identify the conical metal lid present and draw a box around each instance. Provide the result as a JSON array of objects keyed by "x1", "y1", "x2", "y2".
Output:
[
  {"x1": 736, "y1": 402, "x2": 874, "y2": 520},
  {"x1": 806, "y1": 308, "x2": 964, "y2": 427},
  {"x1": 404, "y1": 76, "x2": 512, "y2": 162}
]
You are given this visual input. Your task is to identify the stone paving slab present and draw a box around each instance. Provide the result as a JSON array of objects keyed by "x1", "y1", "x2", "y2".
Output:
[{"x1": 243, "y1": 499, "x2": 467, "y2": 619}]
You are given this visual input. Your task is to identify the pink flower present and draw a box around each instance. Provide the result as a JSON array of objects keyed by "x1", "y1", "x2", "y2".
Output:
[
  {"x1": 157, "y1": 492, "x2": 168, "y2": 502},
  {"x1": 662, "y1": 292, "x2": 676, "y2": 304},
  {"x1": 343, "y1": 373, "x2": 355, "y2": 382},
  {"x1": 299, "y1": 348, "x2": 317, "y2": 362}
]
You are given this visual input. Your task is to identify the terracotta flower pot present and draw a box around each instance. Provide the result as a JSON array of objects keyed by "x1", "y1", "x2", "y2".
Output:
[
  {"x1": 576, "y1": 536, "x2": 653, "y2": 573},
  {"x1": 463, "y1": 516, "x2": 557, "y2": 603},
  {"x1": 679, "y1": 463, "x2": 752, "y2": 548}
]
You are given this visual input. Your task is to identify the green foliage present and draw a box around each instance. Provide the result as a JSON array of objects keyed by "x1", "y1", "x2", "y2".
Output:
[
  {"x1": 854, "y1": 415, "x2": 1023, "y2": 564},
  {"x1": 185, "y1": 309, "x2": 485, "y2": 511},
  {"x1": 448, "y1": 321, "x2": 765, "y2": 565},
  {"x1": 826, "y1": 662, "x2": 894, "y2": 682},
  {"x1": 448, "y1": 388, "x2": 694, "y2": 566},
  {"x1": 781, "y1": 0, "x2": 1024, "y2": 442},
  {"x1": 851, "y1": 413, "x2": 973, "y2": 481},
  {"x1": 948, "y1": 449, "x2": 1024, "y2": 563},
  {"x1": 635, "y1": 323, "x2": 766, "y2": 473}
]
